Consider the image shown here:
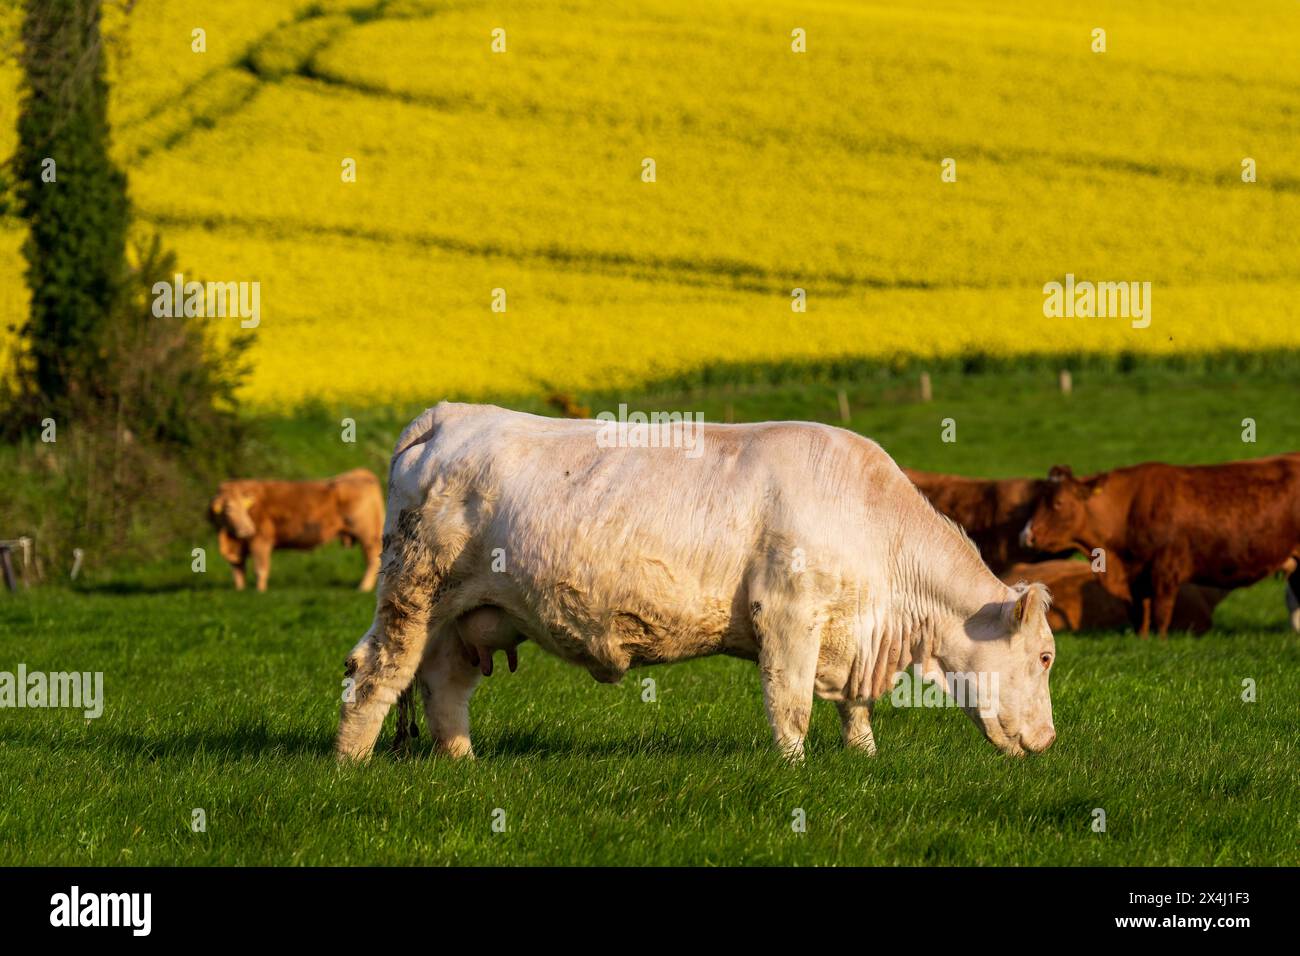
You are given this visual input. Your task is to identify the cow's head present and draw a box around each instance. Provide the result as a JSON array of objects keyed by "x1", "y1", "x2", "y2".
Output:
[
  {"x1": 949, "y1": 582, "x2": 1057, "y2": 756},
  {"x1": 1020, "y1": 465, "x2": 1105, "y2": 553},
  {"x1": 208, "y1": 486, "x2": 258, "y2": 540}
]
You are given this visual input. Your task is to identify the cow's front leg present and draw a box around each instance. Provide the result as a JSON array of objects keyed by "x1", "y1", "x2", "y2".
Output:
[
  {"x1": 418, "y1": 628, "x2": 483, "y2": 758},
  {"x1": 754, "y1": 602, "x2": 820, "y2": 761},
  {"x1": 1126, "y1": 582, "x2": 1153, "y2": 638},
  {"x1": 1136, "y1": 598, "x2": 1152, "y2": 638},
  {"x1": 251, "y1": 539, "x2": 272, "y2": 592},
  {"x1": 836, "y1": 700, "x2": 876, "y2": 755},
  {"x1": 1286, "y1": 571, "x2": 1300, "y2": 632},
  {"x1": 218, "y1": 533, "x2": 249, "y2": 590}
]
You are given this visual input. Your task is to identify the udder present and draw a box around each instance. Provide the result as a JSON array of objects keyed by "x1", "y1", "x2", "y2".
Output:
[{"x1": 455, "y1": 606, "x2": 523, "y2": 676}]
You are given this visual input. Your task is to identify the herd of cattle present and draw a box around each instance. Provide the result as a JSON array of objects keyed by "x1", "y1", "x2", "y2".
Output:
[
  {"x1": 908, "y1": 460, "x2": 1300, "y2": 638},
  {"x1": 204, "y1": 404, "x2": 1299, "y2": 759},
  {"x1": 208, "y1": 431, "x2": 1300, "y2": 642}
]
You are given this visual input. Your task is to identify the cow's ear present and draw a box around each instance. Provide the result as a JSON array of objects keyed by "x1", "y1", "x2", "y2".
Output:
[
  {"x1": 1048, "y1": 465, "x2": 1073, "y2": 483},
  {"x1": 1007, "y1": 582, "x2": 1050, "y2": 634},
  {"x1": 210, "y1": 497, "x2": 224, "y2": 515}
]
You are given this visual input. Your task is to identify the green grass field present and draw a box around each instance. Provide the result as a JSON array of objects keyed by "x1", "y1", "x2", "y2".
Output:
[{"x1": 2, "y1": 368, "x2": 1297, "y2": 865}]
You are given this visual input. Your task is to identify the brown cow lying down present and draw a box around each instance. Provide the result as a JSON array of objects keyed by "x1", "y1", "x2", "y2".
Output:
[
  {"x1": 208, "y1": 469, "x2": 384, "y2": 592},
  {"x1": 1002, "y1": 561, "x2": 1227, "y2": 634},
  {"x1": 904, "y1": 469, "x2": 1071, "y2": 574},
  {"x1": 1021, "y1": 456, "x2": 1300, "y2": 637}
]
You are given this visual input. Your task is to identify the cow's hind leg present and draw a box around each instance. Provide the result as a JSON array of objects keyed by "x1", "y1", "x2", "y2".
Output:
[
  {"x1": 417, "y1": 628, "x2": 483, "y2": 759},
  {"x1": 753, "y1": 598, "x2": 820, "y2": 761},
  {"x1": 1150, "y1": 562, "x2": 1184, "y2": 639},
  {"x1": 337, "y1": 513, "x2": 441, "y2": 761},
  {"x1": 338, "y1": 601, "x2": 434, "y2": 760},
  {"x1": 359, "y1": 542, "x2": 380, "y2": 592}
]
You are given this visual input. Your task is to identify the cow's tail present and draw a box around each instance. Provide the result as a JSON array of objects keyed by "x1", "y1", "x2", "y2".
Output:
[{"x1": 388, "y1": 403, "x2": 447, "y2": 482}]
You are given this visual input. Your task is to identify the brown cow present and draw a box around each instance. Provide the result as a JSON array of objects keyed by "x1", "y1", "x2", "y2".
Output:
[
  {"x1": 1020, "y1": 456, "x2": 1300, "y2": 637},
  {"x1": 1002, "y1": 561, "x2": 1227, "y2": 634},
  {"x1": 208, "y1": 468, "x2": 384, "y2": 592},
  {"x1": 905, "y1": 469, "x2": 1071, "y2": 574}
]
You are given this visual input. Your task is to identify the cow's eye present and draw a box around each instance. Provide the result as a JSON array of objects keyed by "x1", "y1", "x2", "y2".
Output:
[{"x1": 1040, "y1": 653, "x2": 1052, "y2": 669}]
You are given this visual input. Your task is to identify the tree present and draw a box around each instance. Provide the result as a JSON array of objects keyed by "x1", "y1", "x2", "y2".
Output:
[
  {"x1": 2, "y1": 0, "x2": 250, "y2": 570},
  {"x1": 13, "y1": 0, "x2": 129, "y2": 408}
]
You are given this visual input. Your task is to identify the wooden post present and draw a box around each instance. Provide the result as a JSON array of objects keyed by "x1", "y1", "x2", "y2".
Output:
[
  {"x1": 0, "y1": 537, "x2": 31, "y2": 592},
  {"x1": 1059, "y1": 369, "x2": 1073, "y2": 395},
  {"x1": 837, "y1": 388, "x2": 851, "y2": 424},
  {"x1": 0, "y1": 547, "x2": 15, "y2": 593},
  {"x1": 920, "y1": 372, "x2": 932, "y2": 402}
]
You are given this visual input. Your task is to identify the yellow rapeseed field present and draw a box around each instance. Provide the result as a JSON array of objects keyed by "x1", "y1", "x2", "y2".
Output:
[{"x1": 2, "y1": 0, "x2": 1299, "y2": 407}]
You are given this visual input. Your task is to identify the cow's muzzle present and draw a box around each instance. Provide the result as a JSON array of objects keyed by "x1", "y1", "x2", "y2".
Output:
[
  {"x1": 1021, "y1": 728, "x2": 1056, "y2": 754},
  {"x1": 1019, "y1": 521, "x2": 1035, "y2": 549}
]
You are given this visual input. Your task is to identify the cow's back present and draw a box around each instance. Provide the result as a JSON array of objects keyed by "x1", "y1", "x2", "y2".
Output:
[
  {"x1": 1119, "y1": 455, "x2": 1300, "y2": 585},
  {"x1": 249, "y1": 479, "x2": 337, "y2": 548},
  {"x1": 906, "y1": 469, "x2": 1056, "y2": 572},
  {"x1": 391, "y1": 404, "x2": 919, "y2": 611}
]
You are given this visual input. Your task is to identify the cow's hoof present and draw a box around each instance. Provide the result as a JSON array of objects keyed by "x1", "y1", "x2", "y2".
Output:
[
  {"x1": 843, "y1": 737, "x2": 877, "y2": 756},
  {"x1": 436, "y1": 737, "x2": 475, "y2": 760},
  {"x1": 777, "y1": 741, "x2": 806, "y2": 764}
]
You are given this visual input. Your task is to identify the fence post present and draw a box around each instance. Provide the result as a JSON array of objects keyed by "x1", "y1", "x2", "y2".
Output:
[{"x1": 0, "y1": 546, "x2": 15, "y2": 593}]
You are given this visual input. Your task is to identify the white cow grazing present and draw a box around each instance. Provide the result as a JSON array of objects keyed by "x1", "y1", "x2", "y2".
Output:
[{"x1": 337, "y1": 402, "x2": 1058, "y2": 761}]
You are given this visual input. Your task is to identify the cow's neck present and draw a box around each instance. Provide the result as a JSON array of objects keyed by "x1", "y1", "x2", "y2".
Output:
[
  {"x1": 889, "y1": 519, "x2": 1008, "y2": 675},
  {"x1": 1066, "y1": 509, "x2": 1121, "y2": 564},
  {"x1": 1077, "y1": 472, "x2": 1137, "y2": 557}
]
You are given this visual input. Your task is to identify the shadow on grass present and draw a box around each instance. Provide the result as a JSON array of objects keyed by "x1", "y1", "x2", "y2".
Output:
[
  {"x1": 11, "y1": 718, "x2": 757, "y2": 763},
  {"x1": 71, "y1": 578, "x2": 364, "y2": 597},
  {"x1": 7, "y1": 721, "x2": 333, "y2": 760},
  {"x1": 466, "y1": 726, "x2": 760, "y2": 760},
  {"x1": 74, "y1": 581, "x2": 209, "y2": 596}
]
